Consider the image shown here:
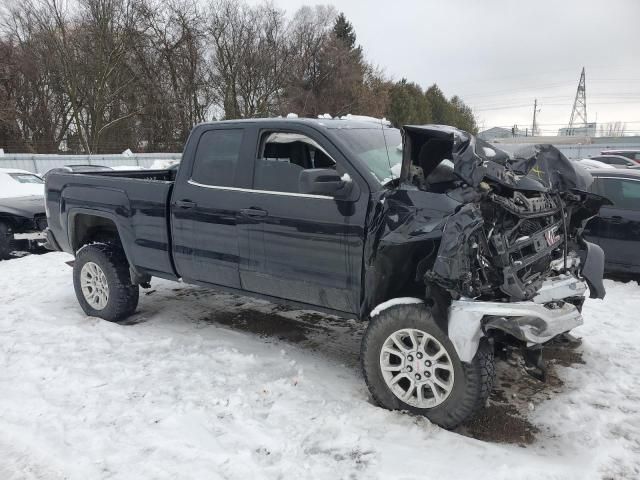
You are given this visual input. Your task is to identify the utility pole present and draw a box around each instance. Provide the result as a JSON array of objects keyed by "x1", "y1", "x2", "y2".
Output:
[
  {"x1": 567, "y1": 67, "x2": 588, "y2": 136},
  {"x1": 532, "y1": 99, "x2": 539, "y2": 136}
]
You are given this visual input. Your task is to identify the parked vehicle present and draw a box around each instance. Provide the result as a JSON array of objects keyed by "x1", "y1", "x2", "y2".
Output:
[
  {"x1": 44, "y1": 119, "x2": 607, "y2": 428},
  {"x1": 589, "y1": 155, "x2": 639, "y2": 168},
  {"x1": 576, "y1": 158, "x2": 616, "y2": 170},
  {"x1": 584, "y1": 168, "x2": 640, "y2": 275},
  {"x1": 0, "y1": 168, "x2": 44, "y2": 198},
  {"x1": 0, "y1": 168, "x2": 47, "y2": 259},
  {"x1": 600, "y1": 150, "x2": 640, "y2": 163}
]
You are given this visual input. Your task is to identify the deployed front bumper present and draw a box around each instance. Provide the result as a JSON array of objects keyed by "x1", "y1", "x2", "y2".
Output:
[{"x1": 448, "y1": 274, "x2": 588, "y2": 362}]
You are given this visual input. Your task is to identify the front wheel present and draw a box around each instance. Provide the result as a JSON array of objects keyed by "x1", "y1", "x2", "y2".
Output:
[
  {"x1": 73, "y1": 243, "x2": 139, "y2": 322},
  {"x1": 361, "y1": 303, "x2": 494, "y2": 429}
]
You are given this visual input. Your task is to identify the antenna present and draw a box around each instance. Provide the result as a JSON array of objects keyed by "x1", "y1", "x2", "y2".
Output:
[
  {"x1": 380, "y1": 118, "x2": 393, "y2": 179},
  {"x1": 567, "y1": 67, "x2": 587, "y2": 136}
]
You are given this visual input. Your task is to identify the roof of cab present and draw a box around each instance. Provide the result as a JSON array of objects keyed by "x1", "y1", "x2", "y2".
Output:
[{"x1": 194, "y1": 116, "x2": 395, "y2": 130}]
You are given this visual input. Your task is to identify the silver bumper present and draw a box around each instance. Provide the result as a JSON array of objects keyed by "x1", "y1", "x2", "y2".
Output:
[{"x1": 448, "y1": 275, "x2": 586, "y2": 362}]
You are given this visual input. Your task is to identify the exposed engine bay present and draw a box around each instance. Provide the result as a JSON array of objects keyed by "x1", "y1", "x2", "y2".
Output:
[
  {"x1": 399, "y1": 125, "x2": 607, "y2": 304},
  {"x1": 428, "y1": 182, "x2": 593, "y2": 303}
]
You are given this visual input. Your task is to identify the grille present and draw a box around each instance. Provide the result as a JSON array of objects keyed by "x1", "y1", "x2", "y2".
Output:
[{"x1": 519, "y1": 219, "x2": 541, "y2": 236}]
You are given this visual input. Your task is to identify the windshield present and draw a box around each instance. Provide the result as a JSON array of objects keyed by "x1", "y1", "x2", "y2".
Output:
[
  {"x1": 335, "y1": 128, "x2": 402, "y2": 184},
  {"x1": 8, "y1": 173, "x2": 44, "y2": 184}
]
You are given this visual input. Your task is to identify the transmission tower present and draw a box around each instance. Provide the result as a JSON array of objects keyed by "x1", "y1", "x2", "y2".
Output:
[{"x1": 567, "y1": 67, "x2": 587, "y2": 135}]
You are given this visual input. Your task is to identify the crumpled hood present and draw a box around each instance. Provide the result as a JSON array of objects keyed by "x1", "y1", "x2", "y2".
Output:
[
  {"x1": 0, "y1": 195, "x2": 45, "y2": 219},
  {"x1": 400, "y1": 124, "x2": 594, "y2": 194}
]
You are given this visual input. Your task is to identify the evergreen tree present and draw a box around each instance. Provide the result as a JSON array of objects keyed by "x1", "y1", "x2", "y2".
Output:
[
  {"x1": 387, "y1": 79, "x2": 431, "y2": 127},
  {"x1": 424, "y1": 84, "x2": 452, "y2": 125},
  {"x1": 449, "y1": 95, "x2": 478, "y2": 134},
  {"x1": 333, "y1": 13, "x2": 357, "y2": 50}
]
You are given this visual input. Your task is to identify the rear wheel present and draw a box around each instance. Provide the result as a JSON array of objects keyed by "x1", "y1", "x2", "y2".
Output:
[
  {"x1": 361, "y1": 303, "x2": 495, "y2": 429},
  {"x1": 0, "y1": 222, "x2": 13, "y2": 260},
  {"x1": 73, "y1": 243, "x2": 139, "y2": 322}
]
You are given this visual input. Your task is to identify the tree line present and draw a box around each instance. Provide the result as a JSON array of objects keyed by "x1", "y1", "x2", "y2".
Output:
[{"x1": 0, "y1": 0, "x2": 478, "y2": 154}]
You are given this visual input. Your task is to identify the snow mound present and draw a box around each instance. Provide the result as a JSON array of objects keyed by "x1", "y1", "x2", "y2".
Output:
[
  {"x1": 149, "y1": 159, "x2": 180, "y2": 170},
  {"x1": 339, "y1": 114, "x2": 391, "y2": 126},
  {"x1": 0, "y1": 254, "x2": 639, "y2": 478}
]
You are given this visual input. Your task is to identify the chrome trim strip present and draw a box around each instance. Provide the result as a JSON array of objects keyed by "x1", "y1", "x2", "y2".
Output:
[
  {"x1": 594, "y1": 176, "x2": 640, "y2": 182},
  {"x1": 187, "y1": 179, "x2": 333, "y2": 199}
]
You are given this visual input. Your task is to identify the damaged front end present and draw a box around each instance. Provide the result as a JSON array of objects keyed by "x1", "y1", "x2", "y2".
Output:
[{"x1": 365, "y1": 125, "x2": 608, "y2": 377}]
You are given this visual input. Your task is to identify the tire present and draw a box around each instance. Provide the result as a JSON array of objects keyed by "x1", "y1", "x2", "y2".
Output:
[
  {"x1": 361, "y1": 303, "x2": 494, "y2": 429},
  {"x1": 0, "y1": 222, "x2": 13, "y2": 260},
  {"x1": 73, "y1": 243, "x2": 139, "y2": 322}
]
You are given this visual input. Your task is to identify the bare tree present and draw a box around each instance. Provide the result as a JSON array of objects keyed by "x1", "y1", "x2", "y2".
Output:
[
  {"x1": 0, "y1": 0, "x2": 478, "y2": 153},
  {"x1": 1, "y1": 6, "x2": 73, "y2": 152},
  {"x1": 599, "y1": 121, "x2": 627, "y2": 137},
  {"x1": 134, "y1": 0, "x2": 212, "y2": 149}
]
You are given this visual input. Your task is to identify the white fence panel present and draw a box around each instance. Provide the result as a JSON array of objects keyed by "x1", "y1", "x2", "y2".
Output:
[{"x1": 0, "y1": 153, "x2": 181, "y2": 174}]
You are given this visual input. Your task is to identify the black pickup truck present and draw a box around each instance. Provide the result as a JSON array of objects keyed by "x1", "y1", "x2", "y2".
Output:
[{"x1": 45, "y1": 118, "x2": 607, "y2": 428}]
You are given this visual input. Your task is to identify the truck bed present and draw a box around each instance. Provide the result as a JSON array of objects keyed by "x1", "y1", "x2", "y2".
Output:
[{"x1": 45, "y1": 169, "x2": 177, "y2": 280}]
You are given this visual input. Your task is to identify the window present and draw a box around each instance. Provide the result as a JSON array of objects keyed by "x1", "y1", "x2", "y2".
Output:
[
  {"x1": 599, "y1": 178, "x2": 640, "y2": 210},
  {"x1": 595, "y1": 156, "x2": 629, "y2": 166},
  {"x1": 253, "y1": 132, "x2": 336, "y2": 193},
  {"x1": 333, "y1": 128, "x2": 402, "y2": 184},
  {"x1": 191, "y1": 129, "x2": 244, "y2": 187},
  {"x1": 8, "y1": 173, "x2": 44, "y2": 184}
]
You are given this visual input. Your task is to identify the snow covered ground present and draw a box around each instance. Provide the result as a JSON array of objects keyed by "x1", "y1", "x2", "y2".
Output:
[{"x1": 1, "y1": 252, "x2": 639, "y2": 479}]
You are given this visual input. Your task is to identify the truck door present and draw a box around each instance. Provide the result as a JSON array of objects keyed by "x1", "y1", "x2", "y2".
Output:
[
  {"x1": 591, "y1": 176, "x2": 640, "y2": 272},
  {"x1": 170, "y1": 125, "x2": 256, "y2": 288},
  {"x1": 238, "y1": 125, "x2": 369, "y2": 314}
]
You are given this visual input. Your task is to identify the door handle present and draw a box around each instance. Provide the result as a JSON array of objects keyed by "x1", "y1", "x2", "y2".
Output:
[
  {"x1": 240, "y1": 208, "x2": 268, "y2": 217},
  {"x1": 175, "y1": 200, "x2": 197, "y2": 209}
]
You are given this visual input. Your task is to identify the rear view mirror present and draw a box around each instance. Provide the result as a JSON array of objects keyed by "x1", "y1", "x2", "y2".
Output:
[{"x1": 299, "y1": 168, "x2": 352, "y2": 198}]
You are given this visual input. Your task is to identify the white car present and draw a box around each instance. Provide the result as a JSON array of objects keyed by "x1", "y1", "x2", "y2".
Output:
[
  {"x1": 576, "y1": 158, "x2": 616, "y2": 170},
  {"x1": 0, "y1": 168, "x2": 46, "y2": 259},
  {"x1": 0, "y1": 168, "x2": 45, "y2": 199}
]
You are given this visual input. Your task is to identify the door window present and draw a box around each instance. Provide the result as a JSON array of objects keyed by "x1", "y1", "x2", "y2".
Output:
[
  {"x1": 599, "y1": 178, "x2": 640, "y2": 210},
  {"x1": 8, "y1": 173, "x2": 44, "y2": 184},
  {"x1": 253, "y1": 132, "x2": 336, "y2": 193},
  {"x1": 597, "y1": 156, "x2": 628, "y2": 166},
  {"x1": 191, "y1": 129, "x2": 244, "y2": 187}
]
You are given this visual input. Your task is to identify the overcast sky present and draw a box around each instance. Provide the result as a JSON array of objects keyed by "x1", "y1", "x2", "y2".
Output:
[{"x1": 249, "y1": 0, "x2": 640, "y2": 134}]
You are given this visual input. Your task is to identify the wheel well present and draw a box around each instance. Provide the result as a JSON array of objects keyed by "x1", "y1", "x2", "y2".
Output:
[
  {"x1": 0, "y1": 213, "x2": 24, "y2": 231},
  {"x1": 72, "y1": 214, "x2": 121, "y2": 251}
]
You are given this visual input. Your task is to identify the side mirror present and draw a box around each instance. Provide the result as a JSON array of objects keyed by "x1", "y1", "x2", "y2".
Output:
[{"x1": 299, "y1": 168, "x2": 353, "y2": 198}]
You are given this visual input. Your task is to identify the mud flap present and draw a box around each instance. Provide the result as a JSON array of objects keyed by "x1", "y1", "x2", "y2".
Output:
[{"x1": 523, "y1": 347, "x2": 546, "y2": 382}]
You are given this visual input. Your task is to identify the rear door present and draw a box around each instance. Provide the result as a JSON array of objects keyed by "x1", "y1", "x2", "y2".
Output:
[
  {"x1": 591, "y1": 175, "x2": 640, "y2": 271},
  {"x1": 238, "y1": 124, "x2": 370, "y2": 314},
  {"x1": 171, "y1": 124, "x2": 256, "y2": 287}
]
